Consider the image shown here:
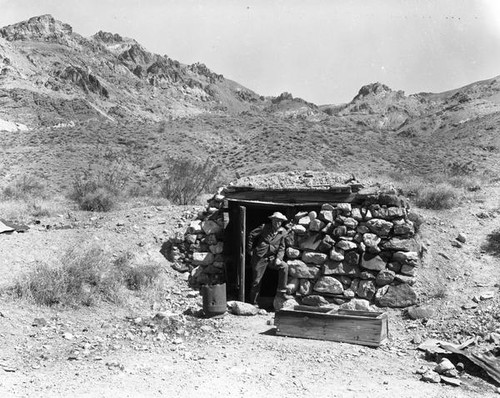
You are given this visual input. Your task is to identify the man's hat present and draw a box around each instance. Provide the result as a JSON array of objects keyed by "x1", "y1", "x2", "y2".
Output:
[{"x1": 269, "y1": 212, "x2": 287, "y2": 221}]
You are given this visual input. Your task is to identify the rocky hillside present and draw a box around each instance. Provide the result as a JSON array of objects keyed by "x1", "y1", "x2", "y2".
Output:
[{"x1": 0, "y1": 14, "x2": 268, "y2": 128}]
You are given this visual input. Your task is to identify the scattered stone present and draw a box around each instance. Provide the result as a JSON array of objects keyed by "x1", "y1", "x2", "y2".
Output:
[
  {"x1": 63, "y1": 332, "x2": 74, "y2": 340},
  {"x1": 440, "y1": 376, "x2": 461, "y2": 387},
  {"x1": 434, "y1": 358, "x2": 455, "y2": 374},
  {"x1": 412, "y1": 334, "x2": 423, "y2": 344},
  {"x1": 461, "y1": 302, "x2": 478, "y2": 310},
  {"x1": 227, "y1": 301, "x2": 258, "y2": 316},
  {"x1": 480, "y1": 291, "x2": 495, "y2": 300},
  {"x1": 32, "y1": 317, "x2": 47, "y2": 327},
  {"x1": 421, "y1": 370, "x2": 441, "y2": 383},
  {"x1": 406, "y1": 306, "x2": 434, "y2": 320},
  {"x1": 456, "y1": 233, "x2": 467, "y2": 244},
  {"x1": 451, "y1": 241, "x2": 463, "y2": 248},
  {"x1": 258, "y1": 309, "x2": 268, "y2": 315}
]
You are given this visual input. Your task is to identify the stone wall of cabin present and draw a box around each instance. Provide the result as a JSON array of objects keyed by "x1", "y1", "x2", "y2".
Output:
[{"x1": 161, "y1": 187, "x2": 422, "y2": 309}]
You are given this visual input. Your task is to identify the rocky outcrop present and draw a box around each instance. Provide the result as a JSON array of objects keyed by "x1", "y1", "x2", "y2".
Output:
[
  {"x1": 56, "y1": 66, "x2": 109, "y2": 98},
  {"x1": 0, "y1": 14, "x2": 73, "y2": 43}
]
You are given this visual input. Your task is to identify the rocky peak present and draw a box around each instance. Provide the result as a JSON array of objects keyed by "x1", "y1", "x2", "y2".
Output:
[
  {"x1": 92, "y1": 31, "x2": 124, "y2": 44},
  {"x1": 352, "y1": 82, "x2": 393, "y2": 101},
  {"x1": 0, "y1": 14, "x2": 73, "y2": 42}
]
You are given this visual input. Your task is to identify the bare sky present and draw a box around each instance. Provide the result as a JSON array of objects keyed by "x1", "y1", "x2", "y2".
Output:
[{"x1": 1, "y1": 0, "x2": 499, "y2": 104}]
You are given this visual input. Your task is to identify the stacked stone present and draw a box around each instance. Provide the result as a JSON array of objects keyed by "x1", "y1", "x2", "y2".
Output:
[
  {"x1": 284, "y1": 198, "x2": 420, "y2": 308},
  {"x1": 161, "y1": 193, "x2": 226, "y2": 289}
]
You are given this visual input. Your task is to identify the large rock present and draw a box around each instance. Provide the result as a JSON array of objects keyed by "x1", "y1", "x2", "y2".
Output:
[
  {"x1": 366, "y1": 219, "x2": 393, "y2": 237},
  {"x1": 201, "y1": 220, "x2": 222, "y2": 235},
  {"x1": 376, "y1": 284, "x2": 417, "y2": 307},
  {"x1": 318, "y1": 235, "x2": 335, "y2": 252},
  {"x1": 381, "y1": 237, "x2": 420, "y2": 252},
  {"x1": 363, "y1": 233, "x2": 381, "y2": 251},
  {"x1": 340, "y1": 298, "x2": 373, "y2": 312},
  {"x1": 322, "y1": 260, "x2": 359, "y2": 276},
  {"x1": 313, "y1": 276, "x2": 344, "y2": 294},
  {"x1": 319, "y1": 210, "x2": 334, "y2": 223},
  {"x1": 392, "y1": 251, "x2": 418, "y2": 266},
  {"x1": 288, "y1": 260, "x2": 321, "y2": 279},
  {"x1": 301, "y1": 295, "x2": 329, "y2": 306},
  {"x1": 227, "y1": 301, "x2": 258, "y2": 316},
  {"x1": 301, "y1": 252, "x2": 328, "y2": 265},
  {"x1": 192, "y1": 252, "x2": 215, "y2": 266},
  {"x1": 393, "y1": 219, "x2": 415, "y2": 236},
  {"x1": 361, "y1": 253, "x2": 386, "y2": 271}
]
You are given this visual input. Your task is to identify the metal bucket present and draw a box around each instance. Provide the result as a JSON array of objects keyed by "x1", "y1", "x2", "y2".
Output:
[{"x1": 201, "y1": 283, "x2": 227, "y2": 316}]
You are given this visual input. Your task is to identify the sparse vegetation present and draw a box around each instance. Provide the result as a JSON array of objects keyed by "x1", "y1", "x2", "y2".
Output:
[
  {"x1": 414, "y1": 183, "x2": 458, "y2": 210},
  {"x1": 12, "y1": 245, "x2": 165, "y2": 307},
  {"x1": 159, "y1": 157, "x2": 223, "y2": 205},
  {"x1": 1, "y1": 175, "x2": 46, "y2": 200},
  {"x1": 482, "y1": 229, "x2": 500, "y2": 257}
]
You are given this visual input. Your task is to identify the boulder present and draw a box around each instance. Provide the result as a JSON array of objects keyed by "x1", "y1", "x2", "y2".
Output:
[
  {"x1": 301, "y1": 295, "x2": 329, "y2": 306},
  {"x1": 392, "y1": 251, "x2": 418, "y2": 266},
  {"x1": 366, "y1": 219, "x2": 393, "y2": 237},
  {"x1": 227, "y1": 301, "x2": 258, "y2": 315},
  {"x1": 288, "y1": 260, "x2": 321, "y2": 279},
  {"x1": 340, "y1": 298, "x2": 373, "y2": 312},
  {"x1": 313, "y1": 276, "x2": 344, "y2": 294},
  {"x1": 406, "y1": 306, "x2": 434, "y2": 320},
  {"x1": 302, "y1": 252, "x2": 328, "y2": 265},
  {"x1": 202, "y1": 220, "x2": 222, "y2": 235},
  {"x1": 376, "y1": 284, "x2": 417, "y2": 307},
  {"x1": 361, "y1": 253, "x2": 386, "y2": 271}
]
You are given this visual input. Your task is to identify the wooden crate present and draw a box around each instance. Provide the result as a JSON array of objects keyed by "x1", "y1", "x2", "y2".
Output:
[{"x1": 274, "y1": 306, "x2": 388, "y2": 347}]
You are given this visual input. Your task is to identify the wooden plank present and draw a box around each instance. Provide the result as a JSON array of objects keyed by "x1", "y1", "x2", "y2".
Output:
[
  {"x1": 275, "y1": 309, "x2": 388, "y2": 347},
  {"x1": 225, "y1": 190, "x2": 359, "y2": 204},
  {"x1": 293, "y1": 305, "x2": 335, "y2": 313},
  {"x1": 238, "y1": 205, "x2": 246, "y2": 302}
]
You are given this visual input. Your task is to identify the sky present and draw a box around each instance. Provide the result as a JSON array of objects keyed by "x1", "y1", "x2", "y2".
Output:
[{"x1": 0, "y1": 0, "x2": 500, "y2": 104}]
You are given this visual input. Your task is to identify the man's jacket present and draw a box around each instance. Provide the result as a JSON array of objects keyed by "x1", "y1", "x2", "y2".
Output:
[{"x1": 247, "y1": 223, "x2": 287, "y2": 260}]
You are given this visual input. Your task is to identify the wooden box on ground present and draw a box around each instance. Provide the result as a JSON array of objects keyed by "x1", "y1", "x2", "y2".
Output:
[{"x1": 274, "y1": 306, "x2": 388, "y2": 347}]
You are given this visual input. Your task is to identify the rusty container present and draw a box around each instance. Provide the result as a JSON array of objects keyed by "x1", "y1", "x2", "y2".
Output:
[{"x1": 201, "y1": 283, "x2": 227, "y2": 316}]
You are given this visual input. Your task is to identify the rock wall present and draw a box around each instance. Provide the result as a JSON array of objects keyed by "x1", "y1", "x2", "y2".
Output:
[
  {"x1": 160, "y1": 193, "x2": 226, "y2": 288},
  {"x1": 162, "y1": 188, "x2": 422, "y2": 308}
]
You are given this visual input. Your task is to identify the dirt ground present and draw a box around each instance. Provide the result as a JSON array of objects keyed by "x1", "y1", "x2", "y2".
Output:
[{"x1": 0, "y1": 191, "x2": 499, "y2": 397}]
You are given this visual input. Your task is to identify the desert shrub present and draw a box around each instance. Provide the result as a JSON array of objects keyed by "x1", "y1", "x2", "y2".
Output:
[
  {"x1": 159, "y1": 157, "x2": 222, "y2": 205},
  {"x1": 414, "y1": 183, "x2": 458, "y2": 210},
  {"x1": 78, "y1": 188, "x2": 116, "y2": 212},
  {"x1": 482, "y1": 229, "x2": 500, "y2": 257},
  {"x1": 13, "y1": 246, "x2": 121, "y2": 306},
  {"x1": 69, "y1": 149, "x2": 136, "y2": 211},
  {"x1": 1, "y1": 175, "x2": 46, "y2": 200},
  {"x1": 12, "y1": 246, "x2": 164, "y2": 307}
]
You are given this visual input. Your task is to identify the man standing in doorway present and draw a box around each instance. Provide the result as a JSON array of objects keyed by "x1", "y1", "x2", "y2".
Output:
[{"x1": 247, "y1": 211, "x2": 290, "y2": 306}]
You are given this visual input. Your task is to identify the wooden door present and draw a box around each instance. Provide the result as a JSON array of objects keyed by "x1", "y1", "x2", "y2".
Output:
[{"x1": 238, "y1": 205, "x2": 246, "y2": 301}]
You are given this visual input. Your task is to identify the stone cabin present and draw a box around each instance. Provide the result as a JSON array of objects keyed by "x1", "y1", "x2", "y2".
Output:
[{"x1": 163, "y1": 175, "x2": 422, "y2": 309}]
